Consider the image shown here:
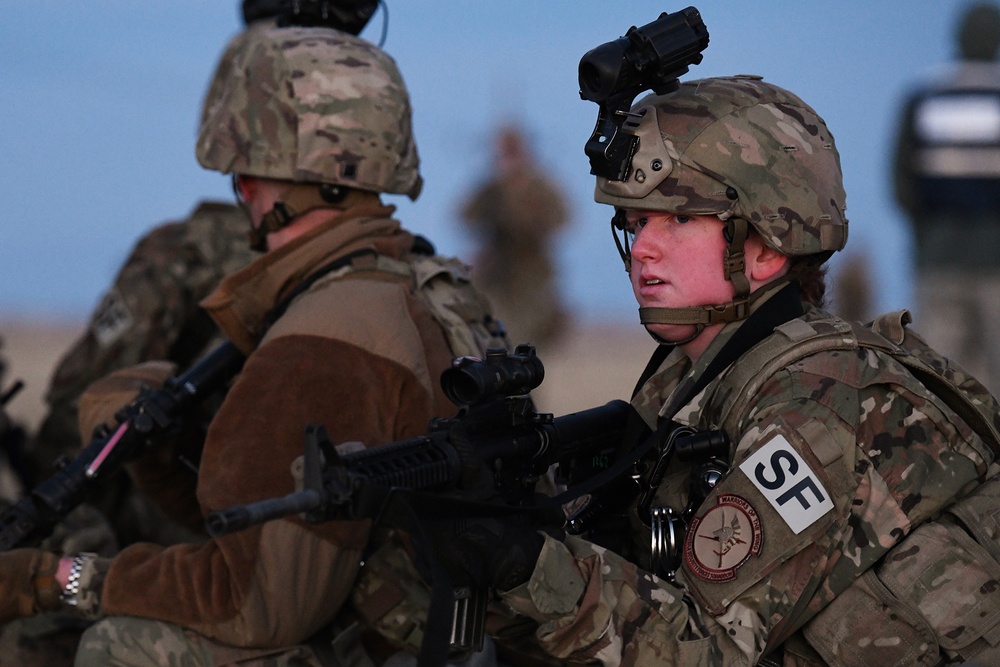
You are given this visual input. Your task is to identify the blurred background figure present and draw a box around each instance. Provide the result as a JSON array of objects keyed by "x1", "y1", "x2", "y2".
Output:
[
  {"x1": 892, "y1": 1, "x2": 1000, "y2": 393},
  {"x1": 831, "y1": 252, "x2": 874, "y2": 324},
  {"x1": 459, "y1": 124, "x2": 570, "y2": 351}
]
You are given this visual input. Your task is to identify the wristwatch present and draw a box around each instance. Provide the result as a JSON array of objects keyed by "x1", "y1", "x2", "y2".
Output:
[{"x1": 60, "y1": 553, "x2": 96, "y2": 607}]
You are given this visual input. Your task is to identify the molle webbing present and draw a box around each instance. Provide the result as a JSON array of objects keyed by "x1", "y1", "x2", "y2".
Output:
[
  {"x1": 708, "y1": 309, "x2": 1000, "y2": 666},
  {"x1": 280, "y1": 239, "x2": 506, "y2": 360},
  {"x1": 712, "y1": 309, "x2": 1000, "y2": 458}
]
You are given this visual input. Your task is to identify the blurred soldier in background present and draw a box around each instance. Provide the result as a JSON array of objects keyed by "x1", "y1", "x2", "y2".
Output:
[
  {"x1": 831, "y1": 252, "x2": 873, "y2": 324},
  {"x1": 459, "y1": 125, "x2": 570, "y2": 350},
  {"x1": 892, "y1": 1, "x2": 1000, "y2": 393},
  {"x1": 26, "y1": 0, "x2": 380, "y2": 549}
]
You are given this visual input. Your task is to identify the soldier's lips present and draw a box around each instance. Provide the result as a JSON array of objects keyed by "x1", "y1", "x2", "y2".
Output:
[{"x1": 636, "y1": 276, "x2": 667, "y2": 297}]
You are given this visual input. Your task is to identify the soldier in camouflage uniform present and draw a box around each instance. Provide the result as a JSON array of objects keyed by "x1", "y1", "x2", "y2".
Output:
[
  {"x1": 27, "y1": 0, "x2": 379, "y2": 549},
  {"x1": 458, "y1": 126, "x2": 570, "y2": 350},
  {"x1": 401, "y1": 75, "x2": 1000, "y2": 666},
  {"x1": 0, "y1": 11, "x2": 510, "y2": 667},
  {"x1": 0, "y1": 18, "x2": 503, "y2": 667}
]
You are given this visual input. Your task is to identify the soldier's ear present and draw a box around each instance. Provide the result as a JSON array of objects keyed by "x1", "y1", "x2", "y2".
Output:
[
  {"x1": 234, "y1": 175, "x2": 257, "y2": 203},
  {"x1": 748, "y1": 239, "x2": 789, "y2": 283}
]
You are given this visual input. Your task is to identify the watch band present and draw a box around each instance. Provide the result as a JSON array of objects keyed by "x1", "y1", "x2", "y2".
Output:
[{"x1": 60, "y1": 553, "x2": 96, "y2": 607}]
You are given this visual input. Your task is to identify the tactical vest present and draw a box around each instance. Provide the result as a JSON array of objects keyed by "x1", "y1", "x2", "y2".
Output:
[
  {"x1": 374, "y1": 252, "x2": 508, "y2": 360},
  {"x1": 909, "y1": 84, "x2": 1000, "y2": 213},
  {"x1": 279, "y1": 240, "x2": 508, "y2": 362},
  {"x1": 302, "y1": 245, "x2": 509, "y2": 664},
  {"x1": 706, "y1": 309, "x2": 1000, "y2": 667}
]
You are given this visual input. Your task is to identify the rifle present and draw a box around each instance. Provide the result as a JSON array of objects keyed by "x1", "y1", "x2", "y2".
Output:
[
  {"x1": 0, "y1": 341, "x2": 245, "y2": 550},
  {"x1": 206, "y1": 345, "x2": 630, "y2": 658},
  {"x1": 207, "y1": 345, "x2": 629, "y2": 534}
]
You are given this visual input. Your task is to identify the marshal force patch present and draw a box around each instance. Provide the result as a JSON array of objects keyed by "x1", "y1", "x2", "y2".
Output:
[{"x1": 684, "y1": 493, "x2": 763, "y2": 582}]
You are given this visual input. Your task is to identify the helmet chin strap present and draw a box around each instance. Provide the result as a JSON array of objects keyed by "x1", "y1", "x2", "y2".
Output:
[
  {"x1": 248, "y1": 182, "x2": 352, "y2": 251},
  {"x1": 636, "y1": 218, "x2": 760, "y2": 344}
]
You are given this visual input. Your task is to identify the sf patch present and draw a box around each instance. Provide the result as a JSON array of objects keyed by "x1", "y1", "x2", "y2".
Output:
[
  {"x1": 684, "y1": 493, "x2": 763, "y2": 582},
  {"x1": 739, "y1": 433, "x2": 834, "y2": 534}
]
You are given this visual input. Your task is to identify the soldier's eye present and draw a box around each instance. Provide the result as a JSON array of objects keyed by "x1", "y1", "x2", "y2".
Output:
[
  {"x1": 675, "y1": 215, "x2": 691, "y2": 224},
  {"x1": 626, "y1": 217, "x2": 648, "y2": 244}
]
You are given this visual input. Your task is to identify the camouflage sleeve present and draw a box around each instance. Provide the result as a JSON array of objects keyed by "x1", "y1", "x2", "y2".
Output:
[
  {"x1": 500, "y1": 534, "x2": 729, "y2": 666},
  {"x1": 501, "y1": 349, "x2": 990, "y2": 666},
  {"x1": 682, "y1": 352, "x2": 989, "y2": 658},
  {"x1": 32, "y1": 203, "x2": 252, "y2": 476}
]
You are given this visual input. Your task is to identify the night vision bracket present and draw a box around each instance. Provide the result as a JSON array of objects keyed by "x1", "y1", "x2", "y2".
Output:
[{"x1": 578, "y1": 6, "x2": 710, "y2": 182}]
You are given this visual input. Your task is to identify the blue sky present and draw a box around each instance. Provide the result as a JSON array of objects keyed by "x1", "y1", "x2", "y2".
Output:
[{"x1": 0, "y1": 2, "x2": 976, "y2": 324}]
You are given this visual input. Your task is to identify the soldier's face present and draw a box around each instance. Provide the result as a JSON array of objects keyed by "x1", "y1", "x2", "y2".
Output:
[{"x1": 625, "y1": 209, "x2": 734, "y2": 347}]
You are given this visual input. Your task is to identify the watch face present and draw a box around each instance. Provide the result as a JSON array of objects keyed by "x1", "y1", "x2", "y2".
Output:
[{"x1": 684, "y1": 493, "x2": 763, "y2": 582}]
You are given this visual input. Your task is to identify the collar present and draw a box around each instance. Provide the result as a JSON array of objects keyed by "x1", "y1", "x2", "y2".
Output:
[
  {"x1": 199, "y1": 203, "x2": 404, "y2": 353},
  {"x1": 649, "y1": 280, "x2": 800, "y2": 427}
]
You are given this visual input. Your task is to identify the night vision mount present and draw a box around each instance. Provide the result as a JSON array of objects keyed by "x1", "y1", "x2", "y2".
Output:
[{"x1": 579, "y1": 6, "x2": 709, "y2": 181}]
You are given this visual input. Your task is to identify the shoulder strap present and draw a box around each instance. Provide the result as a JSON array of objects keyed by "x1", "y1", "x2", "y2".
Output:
[
  {"x1": 260, "y1": 248, "x2": 377, "y2": 338},
  {"x1": 713, "y1": 309, "x2": 1000, "y2": 458},
  {"x1": 370, "y1": 251, "x2": 508, "y2": 359},
  {"x1": 869, "y1": 310, "x2": 1000, "y2": 456}
]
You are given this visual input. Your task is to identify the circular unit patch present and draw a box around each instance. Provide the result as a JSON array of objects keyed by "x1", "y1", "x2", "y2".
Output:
[{"x1": 684, "y1": 493, "x2": 763, "y2": 582}]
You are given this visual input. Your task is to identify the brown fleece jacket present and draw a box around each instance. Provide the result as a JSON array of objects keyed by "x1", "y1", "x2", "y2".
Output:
[{"x1": 96, "y1": 205, "x2": 457, "y2": 647}]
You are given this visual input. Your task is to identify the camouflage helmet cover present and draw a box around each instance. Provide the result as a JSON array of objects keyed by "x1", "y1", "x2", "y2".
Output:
[
  {"x1": 197, "y1": 25, "x2": 422, "y2": 199},
  {"x1": 596, "y1": 75, "x2": 848, "y2": 257}
]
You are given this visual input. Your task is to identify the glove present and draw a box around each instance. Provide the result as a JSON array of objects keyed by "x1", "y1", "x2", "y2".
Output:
[
  {"x1": 420, "y1": 514, "x2": 548, "y2": 592},
  {"x1": 0, "y1": 549, "x2": 60, "y2": 621},
  {"x1": 77, "y1": 360, "x2": 177, "y2": 443}
]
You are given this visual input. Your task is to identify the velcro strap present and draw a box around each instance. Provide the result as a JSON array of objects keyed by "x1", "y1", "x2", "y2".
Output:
[{"x1": 639, "y1": 300, "x2": 751, "y2": 326}]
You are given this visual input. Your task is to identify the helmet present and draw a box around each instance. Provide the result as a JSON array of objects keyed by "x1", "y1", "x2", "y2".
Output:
[
  {"x1": 595, "y1": 76, "x2": 848, "y2": 339},
  {"x1": 197, "y1": 24, "x2": 422, "y2": 200},
  {"x1": 241, "y1": 0, "x2": 380, "y2": 35},
  {"x1": 597, "y1": 75, "x2": 847, "y2": 259},
  {"x1": 957, "y1": 2, "x2": 1000, "y2": 61}
]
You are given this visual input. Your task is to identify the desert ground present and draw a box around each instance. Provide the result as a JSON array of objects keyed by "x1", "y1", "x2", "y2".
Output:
[{"x1": 1, "y1": 316, "x2": 657, "y2": 435}]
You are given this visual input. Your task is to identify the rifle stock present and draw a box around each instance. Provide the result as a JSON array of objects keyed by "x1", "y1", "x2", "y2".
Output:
[{"x1": 0, "y1": 341, "x2": 245, "y2": 550}]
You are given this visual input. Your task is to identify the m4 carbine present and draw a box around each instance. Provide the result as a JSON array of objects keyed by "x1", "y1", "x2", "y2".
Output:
[
  {"x1": 207, "y1": 346, "x2": 630, "y2": 536},
  {"x1": 206, "y1": 345, "x2": 630, "y2": 659},
  {"x1": 0, "y1": 341, "x2": 245, "y2": 550}
]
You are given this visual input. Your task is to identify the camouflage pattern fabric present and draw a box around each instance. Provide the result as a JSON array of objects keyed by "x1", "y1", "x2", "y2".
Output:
[
  {"x1": 197, "y1": 25, "x2": 422, "y2": 200},
  {"x1": 497, "y1": 295, "x2": 996, "y2": 666},
  {"x1": 74, "y1": 616, "x2": 326, "y2": 667},
  {"x1": 33, "y1": 201, "x2": 254, "y2": 480},
  {"x1": 596, "y1": 75, "x2": 848, "y2": 259}
]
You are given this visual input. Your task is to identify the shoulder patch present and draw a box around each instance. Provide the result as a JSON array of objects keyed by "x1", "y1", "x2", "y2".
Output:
[
  {"x1": 90, "y1": 287, "x2": 135, "y2": 348},
  {"x1": 739, "y1": 434, "x2": 834, "y2": 534},
  {"x1": 684, "y1": 493, "x2": 763, "y2": 582}
]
